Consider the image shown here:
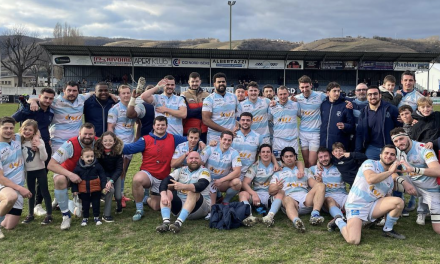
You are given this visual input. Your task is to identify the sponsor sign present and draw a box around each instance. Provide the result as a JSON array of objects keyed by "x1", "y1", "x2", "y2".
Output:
[
  {"x1": 180, "y1": 86, "x2": 233, "y2": 93},
  {"x1": 304, "y1": 61, "x2": 320, "y2": 69},
  {"x1": 321, "y1": 61, "x2": 344, "y2": 70},
  {"x1": 394, "y1": 62, "x2": 429, "y2": 71},
  {"x1": 133, "y1": 57, "x2": 171, "y2": 67},
  {"x1": 249, "y1": 60, "x2": 284, "y2": 69},
  {"x1": 359, "y1": 61, "x2": 393, "y2": 70},
  {"x1": 52, "y1": 55, "x2": 92, "y2": 65},
  {"x1": 344, "y1": 61, "x2": 358, "y2": 70},
  {"x1": 285, "y1": 60, "x2": 304, "y2": 69},
  {"x1": 92, "y1": 56, "x2": 132, "y2": 66},
  {"x1": 211, "y1": 59, "x2": 248, "y2": 68},
  {"x1": 172, "y1": 58, "x2": 210, "y2": 68}
]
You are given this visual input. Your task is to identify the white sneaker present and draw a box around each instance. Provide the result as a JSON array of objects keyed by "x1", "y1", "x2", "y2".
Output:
[
  {"x1": 0, "y1": 228, "x2": 4, "y2": 239},
  {"x1": 61, "y1": 215, "x2": 71, "y2": 230},
  {"x1": 242, "y1": 215, "x2": 258, "y2": 227},
  {"x1": 204, "y1": 213, "x2": 211, "y2": 221},
  {"x1": 34, "y1": 204, "x2": 47, "y2": 217},
  {"x1": 262, "y1": 213, "x2": 275, "y2": 227},
  {"x1": 416, "y1": 214, "x2": 426, "y2": 225},
  {"x1": 376, "y1": 218, "x2": 386, "y2": 227}
]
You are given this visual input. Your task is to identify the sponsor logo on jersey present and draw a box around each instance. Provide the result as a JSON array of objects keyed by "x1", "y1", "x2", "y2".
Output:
[{"x1": 425, "y1": 152, "x2": 434, "y2": 160}]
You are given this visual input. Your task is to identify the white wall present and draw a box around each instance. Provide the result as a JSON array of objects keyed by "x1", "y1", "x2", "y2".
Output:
[{"x1": 415, "y1": 63, "x2": 440, "y2": 91}]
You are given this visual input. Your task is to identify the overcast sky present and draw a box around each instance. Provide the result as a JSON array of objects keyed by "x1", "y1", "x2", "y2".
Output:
[{"x1": 0, "y1": 0, "x2": 439, "y2": 42}]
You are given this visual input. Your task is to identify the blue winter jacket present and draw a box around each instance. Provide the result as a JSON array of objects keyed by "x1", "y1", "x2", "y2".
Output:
[
  {"x1": 355, "y1": 100, "x2": 401, "y2": 152},
  {"x1": 84, "y1": 95, "x2": 116, "y2": 137},
  {"x1": 209, "y1": 202, "x2": 250, "y2": 230},
  {"x1": 320, "y1": 96, "x2": 355, "y2": 149}
]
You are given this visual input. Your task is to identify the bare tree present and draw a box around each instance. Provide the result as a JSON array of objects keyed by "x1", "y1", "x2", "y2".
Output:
[
  {"x1": 52, "y1": 22, "x2": 84, "y2": 45},
  {"x1": 0, "y1": 25, "x2": 44, "y2": 87}
]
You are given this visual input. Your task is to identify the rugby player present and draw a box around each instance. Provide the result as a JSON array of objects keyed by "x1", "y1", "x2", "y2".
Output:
[{"x1": 171, "y1": 128, "x2": 206, "y2": 168}]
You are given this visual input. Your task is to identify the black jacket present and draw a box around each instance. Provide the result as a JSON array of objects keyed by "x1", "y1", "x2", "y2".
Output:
[
  {"x1": 411, "y1": 111, "x2": 440, "y2": 152},
  {"x1": 331, "y1": 152, "x2": 367, "y2": 186},
  {"x1": 72, "y1": 159, "x2": 107, "y2": 193},
  {"x1": 380, "y1": 87, "x2": 402, "y2": 107},
  {"x1": 209, "y1": 202, "x2": 250, "y2": 230},
  {"x1": 97, "y1": 153, "x2": 124, "y2": 182}
]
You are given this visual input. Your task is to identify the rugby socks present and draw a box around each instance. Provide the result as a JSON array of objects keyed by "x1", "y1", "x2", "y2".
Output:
[
  {"x1": 177, "y1": 209, "x2": 190, "y2": 223},
  {"x1": 161, "y1": 207, "x2": 171, "y2": 223},
  {"x1": 243, "y1": 200, "x2": 252, "y2": 215},
  {"x1": 311, "y1": 210, "x2": 321, "y2": 217},
  {"x1": 54, "y1": 189, "x2": 69, "y2": 213},
  {"x1": 293, "y1": 217, "x2": 301, "y2": 224},
  {"x1": 329, "y1": 206, "x2": 343, "y2": 218},
  {"x1": 142, "y1": 188, "x2": 150, "y2": 204},
  {"x1": 335, "y1": 218, "x2": 347, "y2": 230},
  {"x1": 223, "y1": 188, "x2": 238, "y2": 203},
  {"x1": 383, "y1": 214, "x2": 399, "y2": 231},
  {"x1": 135, "y1": 202, "x2": 143, "y2": 211},
  {"x1": 269, "y1": 199, "x2": 282, "y2": 215}
]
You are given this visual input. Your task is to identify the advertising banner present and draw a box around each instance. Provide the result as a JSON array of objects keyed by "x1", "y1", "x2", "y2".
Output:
[
  {"x1": 248, "y1": 60, "x2": 285, "y2": 69},
  {"x1": 133, "y1": 57, "x2": 172, "y2": 67},
  {"x1": 394, "y1": 62, "x2": 429, "y2": 71},
  {"x1": 211, "y1": 59, "x2": 248, "y2": 68},
  {"x1": 52, "y1": 55, "x2": 92, "y2": 66},
  {"x1": 172, "y1": 58, "x2": 210, "y2": 68},
  {"x1": 344, "y1": 61, "x2": 358, "y2": 70},
  {"x1": 360, "y1": 61, "x2": 394, "y2": 70},
  {"x1": 321, "y1": 61, "x2": 344, "y2": 70},
  {"x1": 304, "y1": 61, "x2": 320, "y2": 69},
  {"x1": 285, "y1": 60, "x2": 304, "y2": 69},
  {"x1": 92, "y1": 56, "x2": 132, "y2": 66}
]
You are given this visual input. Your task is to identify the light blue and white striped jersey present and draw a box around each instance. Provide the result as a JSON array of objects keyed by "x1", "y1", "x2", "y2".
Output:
[
  {"x1": 268, "y1": 100, "x2": 300, "y2": 141},
  {"x1": 270, "y1": 166, "x2": 310, "y2": 195},
  {"x1": 152, "y1": 93, "x2": 186, "y2": 135},
  {"x1": 309, "y1": 165, "x2": 347, "y2": 194},
  {"x1": 108, "y1": 102, "x2": 136, "y2": 143},
  {"x1": 232, "y1": 130, "x2": 264, "y2": 176},
  {"x1": 245, "y1": 161, "x2": 275, "y2": 192},
  {"x1": 200, "y1": 145, "x2": 242, "y2": 180},
  {"x1": 170, "y1": 166, "x2": 211, "y2": 203},
  {"x1": 345, "y1": 160, "x2": 394, "y2": 209},
  {"x1": 295, "y1": 91, "x2": 327, "y2": 133},
  {"x1": 237, "y1": 98, "x2": 271, "y2": 139},
  {"x1": 398, "y1": 89, "x2": 424, "y2": 111},
  {"x1": 172, "y1": 141, "x2": 203, "y2": 167},
  {"x1": 0, "y1": 134, "x2": 25, "y2": 188},
  {"x1": 398, "y1": 140, "x2": 439, "y2": 192},
  {"x1": 202, "y1": 92, "x2": 238, "y2": 141},
  {"x1": 49, "y1": 93, "x2": 91, "y2": 148}
]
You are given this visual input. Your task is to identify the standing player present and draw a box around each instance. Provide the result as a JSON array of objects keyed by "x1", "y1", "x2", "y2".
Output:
[
  {"x1": 267, "y1": 147, "x2": 326, "y2": 232},
  {"x1": 0, "y1": 117, "x2": 32, "y2": 239},
  {"x1": 108, "y1": 84, "x2": 137, "y2": 207},
  {"x1": 237, "y1": 82, "x2": 271, "y2": 143},
  {"x1": 202, "y1": 73, "x2": 238, "y2": 143},
  {"x1": 269, "y1": 86, "x2": 300, "y2": 159},
  {"x1": 295, "y1": 76, "x2": 327, "y2": 167},
  {"x1": 141, "y1": 76, "x2": 187, "y2": 135},
  {"x1": 156, "y1": 151, "x2": 211, "y2": 233},
  {"x1": 309, "y1": 147, "x2": 347, "y2": 230},
  {"x1": 397, "y1": 71, "x2": 424, "y2": 110},
  {"x1": 262, "y1": 85, "x2": 275, "y2": 100},
  {"x1": 331, "y1": 145, "x2": 406, "y2": 244},
  {"x1": 391, "y1": 127, "x2": 440, "y2": 233}
]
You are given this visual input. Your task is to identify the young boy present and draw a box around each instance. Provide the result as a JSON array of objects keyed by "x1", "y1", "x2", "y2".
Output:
[
  {"x1": 398, "y1": 105, "x2": 414, "y2": 136},
  {"x1": 72, "y1": 148, "x2": 108, "y2": 226},
  {"x1": 330, "y1": 142, "x2": 367, "y2": 187},
  {"x1": 380, "y1": 75, "x2": 402, "y2": 106}
]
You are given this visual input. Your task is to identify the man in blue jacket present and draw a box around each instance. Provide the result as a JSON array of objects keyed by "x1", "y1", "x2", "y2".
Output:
[
  {"x1": 84, "y1": 82, "x2": 116, "y2": 137},
  {"x1": 320, "y1": 82, "x2": 355, "y2": 149},
  {"x1": 355, "y1": 86, "x2": 401, "y2": 159}
]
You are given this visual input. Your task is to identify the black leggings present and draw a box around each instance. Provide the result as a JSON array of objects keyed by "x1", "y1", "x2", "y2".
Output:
[
  {"x1": 27, "y1": 169, "x2": 52, "y2": 215},
  {"x1": 79, "y1": 192, "x2": 101, "y2": 218},
  {"x1": 35, "y1": 141, "x2": 52, "y2": 205}
]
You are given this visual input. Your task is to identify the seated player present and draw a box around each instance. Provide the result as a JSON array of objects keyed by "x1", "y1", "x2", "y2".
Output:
[
  {"x1": 330, "y1": 145, "x2": 406, "y2": 244},
  {"x1": 266, "y1": 147, "x2": 326, "y2": 232},
  {"x1": 156, "y1": 151, "x2": 211, "y2": 233},
  {"x1": 330, "y1": 142, "x2": 367, "y2": 187}
]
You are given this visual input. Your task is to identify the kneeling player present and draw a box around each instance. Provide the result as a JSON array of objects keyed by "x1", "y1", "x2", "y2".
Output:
[
  {"x1": 156, "y1": 151, "x2": 211, "y2": 233},
  {"x1": 267, "y1": 147, "x2": 326, "y2": 232},
  {"x1": 239, "y1": 144, "x2": 281, "y2": 227},
  {"x1": 331, "y1": 145, "x2": 405, "y2": 245},
  {"x1": 309, "y1": 147, "x2": 347, "y2": 230}
]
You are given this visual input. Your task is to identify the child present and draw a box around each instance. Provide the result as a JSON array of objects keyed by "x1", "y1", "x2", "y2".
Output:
[
  {"x1": 72, "y1": 148, "x2": 108, "y2": 226},
  {"x1": 380, "y1": 75, "x2": 402, "y2": 106},
  {"x1": 411, "y1": 97, "x2": 440, "y2": 152},
  {"x1": 330, "y1": 142, "x2": 367, "y2": 187},
  {"x1": 94, "y1": 131, "x2": 124, "y2": 222},
  {"x1": 19, "y1": 119, "x2": 53, "y2": 225},
  {"x1": 398, "y1": 105, "x2": 414, "y2": 136}
]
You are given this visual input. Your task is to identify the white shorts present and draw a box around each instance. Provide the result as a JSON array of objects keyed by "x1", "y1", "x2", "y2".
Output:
[
  {"x1": 249, "y1": 191, "x2": 270, "y2": 207},
  {"x1": 299, "y1": 131, "x2": 320, "y2": 152},
  {"x1": 0, "y1": 187, "x2": 24, "y2": 210},
  {"x1": 273, "y1": 138, "x2": 299, "y2": 158},
  {"x1": 346, "y1": 200, "x2": 379, "y2": 222},
  {"x1": 326, "y1": 193, "x2": 348, "y2": 209},
  {"x1": 281, "y1": 192, "x2": 313, "y2": 215},
  {"x1": 403, "y1": 176, "x2": 440, "y2": 215},
  {"x1": 141, "y1": 170, "x2": 162, "y2": 195}
]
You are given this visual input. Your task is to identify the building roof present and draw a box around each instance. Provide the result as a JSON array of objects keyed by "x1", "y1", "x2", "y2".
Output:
[{"x1": 41, "y1": 45, "x2": 440, "y2": 62}]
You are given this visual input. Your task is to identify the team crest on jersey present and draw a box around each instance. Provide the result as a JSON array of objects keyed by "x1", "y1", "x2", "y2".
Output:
[
  {"x1": 386, "y1": 112, "x2": 391, "y2": 118},
  {"x1": 336, "y1": 111, "x2": 341, "y2": 117}
]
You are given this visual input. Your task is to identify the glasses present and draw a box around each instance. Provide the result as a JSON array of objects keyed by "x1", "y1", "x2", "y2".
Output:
[
  {"x1": 367, "y1": 93, "x2": 379, "y2": 97},
  {"x1": 356, "y1": 89, "x2": 367, "y2": 92}
]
